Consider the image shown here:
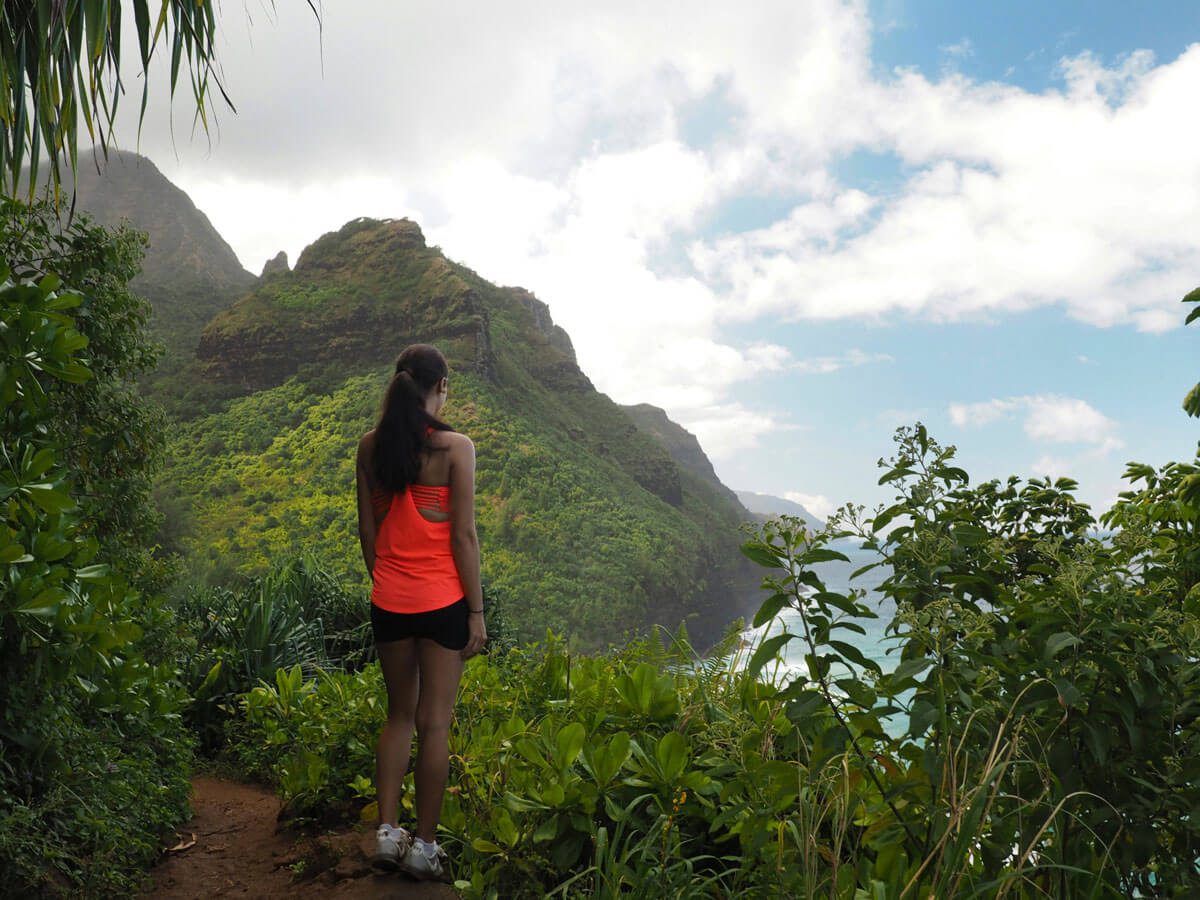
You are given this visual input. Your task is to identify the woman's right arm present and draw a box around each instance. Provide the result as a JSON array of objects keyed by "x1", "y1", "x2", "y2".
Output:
[
  {"x1": 449, "y1": 433, "x2": 487, "y2": 658},
  {"x1": 355, "y1": 434, "x2": 378, "y2": 578}
]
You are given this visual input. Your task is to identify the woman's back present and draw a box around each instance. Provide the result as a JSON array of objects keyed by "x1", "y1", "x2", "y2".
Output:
[{"x1": 364, "y1": 429, "x2": 466, "y2": 613}]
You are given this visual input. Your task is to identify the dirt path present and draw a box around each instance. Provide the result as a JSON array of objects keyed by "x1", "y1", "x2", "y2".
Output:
[{"x1": 143, "y1": 777, "x2": 459, "y2": 899}]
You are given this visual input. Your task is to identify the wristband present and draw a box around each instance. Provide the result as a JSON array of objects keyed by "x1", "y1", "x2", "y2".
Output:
[{"x1": 468, "y1": 609, "x2": 484, "y2": 615}]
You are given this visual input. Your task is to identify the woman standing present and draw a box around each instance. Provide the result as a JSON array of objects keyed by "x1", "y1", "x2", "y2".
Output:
[{"x1": 356, "y1": 344, "x2": 487, "y2": 881}]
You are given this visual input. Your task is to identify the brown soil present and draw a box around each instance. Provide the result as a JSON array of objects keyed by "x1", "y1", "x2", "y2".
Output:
[{"x1": 143, "y1": 777, "x2": 459, "y2": 899}]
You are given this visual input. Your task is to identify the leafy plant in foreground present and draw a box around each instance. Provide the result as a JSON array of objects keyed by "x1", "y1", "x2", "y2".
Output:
[{"x1": 0, "y1": 234, "x2": 191, "y2": 895}]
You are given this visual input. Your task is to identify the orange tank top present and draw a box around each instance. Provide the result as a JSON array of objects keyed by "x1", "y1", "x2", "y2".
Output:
[{"x1": 370, "y1": 484, "x2": 464, "y2": 613}]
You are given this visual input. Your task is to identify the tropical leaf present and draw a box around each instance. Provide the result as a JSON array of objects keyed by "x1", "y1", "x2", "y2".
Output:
[{"x1": 0, "y1": 1, "x2": 321, "y2": 196}]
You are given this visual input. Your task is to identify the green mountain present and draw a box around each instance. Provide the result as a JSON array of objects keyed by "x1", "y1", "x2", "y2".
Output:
[
  {"x1": 621, "y1": 403, "x2": 746, "y2": 511},
  {"x1": 67, "y1": 150, "x2": 257, "y2": 358},
  {"x1": 161, "y1": 217, "x2": 759, "y2": 649}
]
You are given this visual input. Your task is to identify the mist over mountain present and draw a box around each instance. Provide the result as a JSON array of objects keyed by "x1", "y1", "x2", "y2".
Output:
[
  {"x1": 736, "y1": 490, "x2": 826, "y2": 530},
  {"x1": 68, "y1": 151, "x2": 257, "y2": 356}
]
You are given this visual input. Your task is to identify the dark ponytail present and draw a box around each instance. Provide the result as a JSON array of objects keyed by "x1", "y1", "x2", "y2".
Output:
[{"x1": 374, "y1": 344, "x2": 454, "y2": 492}]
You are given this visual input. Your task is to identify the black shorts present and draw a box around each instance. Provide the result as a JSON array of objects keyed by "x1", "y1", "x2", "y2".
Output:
[{"x1": 371, "y1": 598, "x2": 468, "y2": 651}]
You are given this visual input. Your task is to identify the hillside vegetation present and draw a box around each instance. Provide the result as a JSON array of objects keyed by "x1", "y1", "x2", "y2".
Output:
[{"x1": 159, "y1": 217, "x2": 755, "y2": 649}]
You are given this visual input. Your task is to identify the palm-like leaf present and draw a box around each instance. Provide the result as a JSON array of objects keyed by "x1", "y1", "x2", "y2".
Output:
[
  {"x1": 1185, "y1": 286, "x2": 1200, "y2": 417},
  {"x1": 0, "y1": 0, "x2": 320, "y2": 197}
]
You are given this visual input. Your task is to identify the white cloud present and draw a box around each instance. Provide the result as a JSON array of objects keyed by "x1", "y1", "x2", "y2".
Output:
[
  {"x1": 949, "y1": 398, "x2": 1019, "y2": 427},
  {"x1": 950, "y1": 394, "x2": 1122, "y2": 449},
  {"x1": 106, "y1": 0, "x2": 1200, "y2": 469},
  {"x1": 681, "y1": 402, "x2": 798, "y2": 461},
  {"x1": 941, "y1": 38, "x2": 975, "y2": 60},
  {"x1": 793, "y1": 348, "x2": 892, "y2": 374},
  {"x1": 696, "y1": 46, "x2": 1200, "y2": 331},
  {"x1": 1022, "y1": 395, "x2": 1117, "y2": 444}
]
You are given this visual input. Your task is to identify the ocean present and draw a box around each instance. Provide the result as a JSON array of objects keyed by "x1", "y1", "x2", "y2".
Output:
[{"x1": 741, "y1": 538, "x2": 901, "y2": 678}]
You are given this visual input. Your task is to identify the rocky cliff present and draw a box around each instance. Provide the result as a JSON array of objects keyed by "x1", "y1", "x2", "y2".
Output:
[{"x1": 622, "y1": 403, "x2": 746, "y2": 512}]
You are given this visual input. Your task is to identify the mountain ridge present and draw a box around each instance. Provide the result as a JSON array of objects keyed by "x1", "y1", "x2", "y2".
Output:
[
  {"x1": 155, "y1": 213, "x2": 759, "y2": 647},
  {"x1": 736, "y1": 490, "x2": 826, "y2": 529}
]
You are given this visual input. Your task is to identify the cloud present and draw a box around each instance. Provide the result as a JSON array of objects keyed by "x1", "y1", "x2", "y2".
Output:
[
  {"x1": 793, "y1": 348, "x2": 893, "y2": 374},
  {"x1": 949, "y1": 398, "x2": 1019, "y2": 427},
  {"x1": 106, "y1": 0, "x2": 1200, "y2": 468},
  {"x1": 941, "y1": 38, "x2": 975, "y2": 60},
  {"x1": 694, "y1": 46, "x2": 1200, "y2": 332},
  {"x1": 950, "y1": 394, "x2": 1122, "y2": 448},
  {"x1": 680, "y1": 402, "x2": 799, "y2": 461},
  {"x1": 1022, "y1": 395, "x2": 1117, "y2": 444}
]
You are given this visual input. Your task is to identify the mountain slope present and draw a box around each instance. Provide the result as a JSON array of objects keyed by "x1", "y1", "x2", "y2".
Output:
[
  {"x1": 68, "y1": 151, "x2": 257, "y2": 356},
  {"x1": 163, "y1": 218, "x2": 758, "y2": 649},
  {"x1": 621, "y1": 403, "x2": 746, "y2": 511}
]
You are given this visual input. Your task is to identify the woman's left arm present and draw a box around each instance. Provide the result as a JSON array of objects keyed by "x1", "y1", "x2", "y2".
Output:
[{"x1": 355, "y1": 434, "x2": 378, "y2": 577}]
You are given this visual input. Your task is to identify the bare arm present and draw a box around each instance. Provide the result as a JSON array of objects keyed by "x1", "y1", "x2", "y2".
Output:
[
  {"x1": 356, "y1": 433, "x2": 379, "y2": 578},
  {"x1": 449, "y1": 433, "x2": 486, "y2": 656}
]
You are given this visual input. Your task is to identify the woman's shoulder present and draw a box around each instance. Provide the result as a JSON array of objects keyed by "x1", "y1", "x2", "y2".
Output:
[
  {"x1": 357, "y1": 429, "x2": 377, "y2": 461},
  {"x1": 430, "y1": 428, "x2": 474, "y2": 455}
]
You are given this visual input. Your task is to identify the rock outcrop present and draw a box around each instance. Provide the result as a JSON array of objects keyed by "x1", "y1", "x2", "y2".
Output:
[
  {"x1": 261, "y1": 251, "x2": 289, "y2": 278},
  {"x1": 622, "y1": 403, "x2": 745, "y2": 512}
]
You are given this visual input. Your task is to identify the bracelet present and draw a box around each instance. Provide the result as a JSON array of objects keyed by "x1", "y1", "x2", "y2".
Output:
[{"x1": 468, "y1": 609, "x2": 484, "y2": 615}]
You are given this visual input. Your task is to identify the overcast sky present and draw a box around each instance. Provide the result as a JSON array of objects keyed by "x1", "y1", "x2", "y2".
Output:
[{"x1": 111, "y1": 0, "x2": 1200, "y2": 518}]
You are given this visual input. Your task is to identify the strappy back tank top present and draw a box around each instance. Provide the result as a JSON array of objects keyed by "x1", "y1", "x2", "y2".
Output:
[{"x1": 369, "y1": 436, "x2": 463, "y2": 613}]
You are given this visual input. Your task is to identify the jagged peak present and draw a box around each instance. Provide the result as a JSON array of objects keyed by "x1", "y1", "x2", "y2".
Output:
[
  {"x1": 504, "y1": 286, "x2": 576, "y2": 363},
  {"x1": 293, "y1": 217, "x2": 427, "y2": 274},
  {"x1": 261, "y1": 250, "x2": 289, "y2": 278}
]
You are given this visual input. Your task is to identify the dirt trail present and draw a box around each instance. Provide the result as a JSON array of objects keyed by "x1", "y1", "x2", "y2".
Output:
[{"x1": 143, "y1": 777, "x2": 459, "y2": 899}]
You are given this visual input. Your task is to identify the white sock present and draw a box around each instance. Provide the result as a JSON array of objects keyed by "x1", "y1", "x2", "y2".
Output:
[{"x1": 414, "y1": 837, "x2": 438, "y2": 858}]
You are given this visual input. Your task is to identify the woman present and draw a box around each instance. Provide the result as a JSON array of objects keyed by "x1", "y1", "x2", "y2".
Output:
[{"x1": 356, "y1": 344, "x2": 487, "y2": 881}]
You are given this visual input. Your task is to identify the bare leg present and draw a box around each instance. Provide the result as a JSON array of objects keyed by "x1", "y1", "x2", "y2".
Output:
[
  {"x1": 413, "y1": 638, "x2": 464, "y2": 842},
  {"x1": 376, "y1": 638, "x2": 419, "y2": 828}
]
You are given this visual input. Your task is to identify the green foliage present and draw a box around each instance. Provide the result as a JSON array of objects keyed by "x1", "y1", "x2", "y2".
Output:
[
  {"x1": 160, "y1": 367, "x2": 744, "y2": 650},
  {"x1": 0, "y1": 0, "x2": 318, "y2": 195},
  {"x1": 0, "y1": 209, "x2": 192, "y2": 895},
  {"x1": 833, "y1": 425, "x2": 1200, "y2": 896},
  {"x1": 220, "y1": 420, "x2": 1200, "y2": 898},
  {"x1": 1, "y1": 198, "x2": 170, "y2": 594},
  {"x1": 177, "y1": 554, "x2": 373, "y2": 751},
  {"x1": 1184, "y1": 286, "x2": 1200, "y2": 418},
  {"x1": 272, "y1": 283, "x2": 339, "y2": 310},
  {"x1": 229, "y1": 630, "x2": 769, "y2": 896}
]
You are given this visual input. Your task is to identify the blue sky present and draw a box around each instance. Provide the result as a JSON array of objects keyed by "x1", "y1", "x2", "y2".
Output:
[{"x1": 119, "y1": 0, "x2": 1200, "y2": 518}]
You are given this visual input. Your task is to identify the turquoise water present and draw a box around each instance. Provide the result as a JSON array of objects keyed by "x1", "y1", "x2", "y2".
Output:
[{"x1": 742, "y1": 539, "x2": 901, "y2": 678}]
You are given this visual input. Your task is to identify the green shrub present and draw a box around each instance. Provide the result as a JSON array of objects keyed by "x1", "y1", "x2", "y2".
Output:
[
  {"x1": 0, "y1": 207, "x2": 193, "y2": 896},
  {"x1": 176, "y1": 553, "x2": 373, "y2": 752},
  {"x1": 223, "y1": 425, "x2": 1200, "y2": 898}
]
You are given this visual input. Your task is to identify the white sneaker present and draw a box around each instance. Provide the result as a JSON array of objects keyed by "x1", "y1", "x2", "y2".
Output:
[
  {"x1": 369, "y1": 825, "x2": 411, "y2": 872},
  {"x1": 401, "y1": 837, "x2": 450, "y2": 882}
]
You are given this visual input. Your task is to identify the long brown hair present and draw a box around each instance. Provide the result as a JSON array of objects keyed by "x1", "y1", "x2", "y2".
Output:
[{"x1": 374, "y1": 344, "x2": 454, "y2": 492}]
